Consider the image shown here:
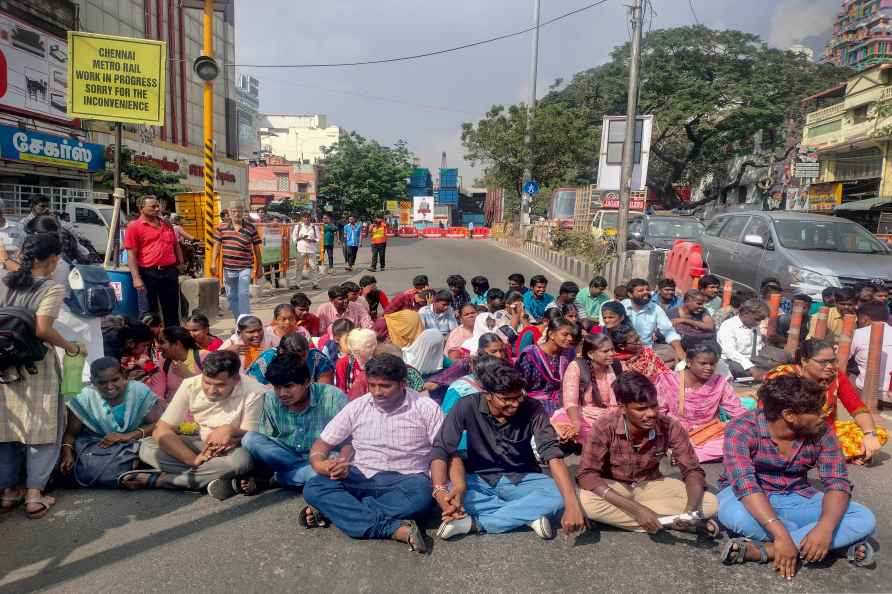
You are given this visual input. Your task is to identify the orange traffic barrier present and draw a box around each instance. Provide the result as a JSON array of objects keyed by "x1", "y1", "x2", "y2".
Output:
[
  {"x1": 863, "y1": 321, "x2": 886, "y2": 414},
  {"x1": 661, "y1": 240, "x2": 707, "y2": 294},
  {"x1": 836, "y1": 313, "x2": 857, "y2": 372},
  {"x1": 398, "y1": 226, "x2": 418, "y2": 238},
  {"x1": 445, "y1": 227, "x2": 469, "y2": 238},
  {"x1": 471, "y1": 227, "x2": 490, "y2": 239},
  {"x1": 721, "y1": 280, "x2": 733, "y2": 309},
  {"x1": 812, "y1": 307, "x2": 829, "y2": 339},
  {"x1": 784, "y1": 300, "x2": 806, "y2": 354},
  {"x1": 422, "y1": 227, "x2": 445, "y2": 239}
]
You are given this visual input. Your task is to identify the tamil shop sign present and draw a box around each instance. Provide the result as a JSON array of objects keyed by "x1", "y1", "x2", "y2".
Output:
[
  {"x1": 0, "y1": 11, "x2": 72, "y2": 123},
  {"x1": 600, "y1": 191, "x2": 647, "y2": 210},
  {"x1": 0, "y1": 124, "x2": 104, "y2": 170},
  {"x1": 808, "y1": 182, "x2": 842, "y2": 211}
]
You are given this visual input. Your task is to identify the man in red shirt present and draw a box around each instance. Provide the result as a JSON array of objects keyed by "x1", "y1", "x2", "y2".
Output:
[
  {"x1": 124, "y1": 195, "x2": 184, "y2": 325},
  {"x1": 383, "y1": 274, "x2": 429, "y2": 314},
  {"x1": 290, "y1": 292, "x2": 321, "y2": 337}
]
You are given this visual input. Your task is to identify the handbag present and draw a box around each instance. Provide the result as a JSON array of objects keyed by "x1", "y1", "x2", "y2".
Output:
[
  {"x1": 678, "y1": 371, "x2": 726, "y2": 447},
  {"x1": 73, "y1": 438, "x2": 140, "y2": 489}
]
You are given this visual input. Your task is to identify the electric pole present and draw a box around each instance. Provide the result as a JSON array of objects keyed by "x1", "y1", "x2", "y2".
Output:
[
  {"x1": 614, "y1": 0, "x2": 644, "y2": 285},
  {"x1": 520, "y1": 0, "x2": 541, "y2": 233}
]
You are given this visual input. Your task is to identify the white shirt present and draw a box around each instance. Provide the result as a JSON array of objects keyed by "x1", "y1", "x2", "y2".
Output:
[
  {"x1": 717, "y1": 315, "x2": 763, "y2": 371},
  {"x1": 292, "y1": 222, "x2": 319, "y2": 254},
  {"x1": 160, "y1": 374, "x2": 265, "y2": 441},
  {"x1": 851, "y1": 323, "x2": 892, "y2": 394}
]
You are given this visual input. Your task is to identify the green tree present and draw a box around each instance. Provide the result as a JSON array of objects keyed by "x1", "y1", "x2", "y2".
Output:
[
  {"x1": 317, "y1": 132, "x2": 413, "y2": 219},
  {"x1": 94, "y1": 147, "x2": 187, "y2": 212},
  {"x1": 461, "y1": 102, "x2": 597, "y2": 218},
  {"x1": 545, "y1": 26, "x2": 850, "y2": 207}
]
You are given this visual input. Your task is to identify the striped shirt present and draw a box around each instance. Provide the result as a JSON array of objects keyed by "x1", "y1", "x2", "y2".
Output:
[
  {"x1": 213, "y1": 221, "x2": 260, "y2": 270},
  {"x1": 259, "y1": 383, "x2": 348, "y2": 456},
  {"x1": 319, "y1": 389, "x2": 444, "y2": 478}
]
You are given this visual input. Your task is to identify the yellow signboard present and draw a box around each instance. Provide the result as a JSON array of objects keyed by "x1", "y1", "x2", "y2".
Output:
[
  {"x1": 808, "y1": 182, "x2": 843, "y2": 212},
  {"x1": 386, "y1": 200, "x2": 399, "y2": 212},
  {"x1": 67, "y1": 32, "x2": 167, "y2": 125}
]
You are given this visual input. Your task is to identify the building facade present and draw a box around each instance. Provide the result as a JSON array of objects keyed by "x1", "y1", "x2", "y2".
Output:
[
  {"x1": 260, "y1": 115, "x2": 342, "y2": 165},
  {"x1": 248, "y1": 154, "x2": 317, "y2": 210},
  {"x1": 822, "y1": 0, "x2": 892, "y2": 71},
  {"x1": 234, "y1": 73, "x2": 261, "y2": 161},
  {"x1": 803, "y1": 64, "x2": 892, "y2": 208}
]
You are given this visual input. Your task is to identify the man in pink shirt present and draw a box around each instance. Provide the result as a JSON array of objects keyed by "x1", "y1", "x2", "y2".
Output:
[
  {"x1": 302, "y1": 354, "x2": 444, "y2": 554},
  {"x1": 315, "y1": 286, "x2": 373, "y2": 334}
]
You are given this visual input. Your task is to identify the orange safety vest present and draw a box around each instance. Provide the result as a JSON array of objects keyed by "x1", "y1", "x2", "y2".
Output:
[{"x1": 371, "y1": 224, "x2": 387, "y2": 244}]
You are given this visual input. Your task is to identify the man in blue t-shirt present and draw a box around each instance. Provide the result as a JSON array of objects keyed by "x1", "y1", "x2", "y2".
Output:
[{"x1": 342, "y1": 215, "x2": 363, "y2": 272}]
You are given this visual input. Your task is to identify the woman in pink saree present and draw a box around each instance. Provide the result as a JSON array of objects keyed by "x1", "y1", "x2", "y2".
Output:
[{"x1": 654, "y1": 341, "x2": 747, "y2": 463}]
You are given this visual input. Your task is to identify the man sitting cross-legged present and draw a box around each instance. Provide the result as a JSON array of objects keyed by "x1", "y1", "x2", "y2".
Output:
[
  {"x1": 127, "y1": 350, "x2": 265, "y2": 500},
  {"x1": 576, "y1": 371, "x2": 719, "y2": 536},
  {"x1": 302, "y1": 354, "x2": 444, "y2": 554},
  {"x1": 717, "y1": 374, "x2": 876, "y2": 579},
  {"x1": 240, "y1": 354, "x2": 349, "y2": 493},
  {"x1": 431, "y1": 357, "x2": 585, "y2": 540}
]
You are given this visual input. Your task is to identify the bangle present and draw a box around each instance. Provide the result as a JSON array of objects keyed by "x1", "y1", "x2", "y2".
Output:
[
  {"x1": 864, "y1": 431, "x2": 877, "y2": 437},
  {"x1": 62, "y1": 443, "x2": 74, "y2": 449},
  {"x1": 763, "y1": 517, "x2": 781, "y2": 527},
  {"x1": 432, "y1": 487, "x2": 449, "y2": 498}
]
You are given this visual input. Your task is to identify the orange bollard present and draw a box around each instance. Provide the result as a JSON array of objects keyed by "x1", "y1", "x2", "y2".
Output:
[
  {"x1": 766, "y1": 293, "x2": 782, "y2": 337},
  {"x1": 784, "y1": 300, "x2": 806, "y2": 354},
  {"x1": 721, "y1": 280, "x2": 733, "y2": 309},
  {"x1": 836, "y1": 313, "x2": 857, "y2": 372},
  {"x1": 862, "y1": 321, "x2": 886, "y2": 415},
  {"x1": 813, "y1": 307, "x2": 829, "y2": 339}
]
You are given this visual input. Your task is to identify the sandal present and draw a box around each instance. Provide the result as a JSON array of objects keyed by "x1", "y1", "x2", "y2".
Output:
[
  {"x1": 696, "y1": 518, "x2": 721, "y2": 540},
  {"x1": 233, "y1": 477, "x2": 267, "y2": 496},
  {"x1": 118, "y1": 470, "x2": 161, "y2": 490},
  {"x1": 401, "y1": 520, "x2": 427, "y2": 554},
  {"x1": 24, "y1": 495, "x2": 55, "y2": 519},
  {"x1": 1, "y1": 490, "x2": 24, "y2": 513},
  {"x1": 721, "y1": 538, "x2": 768, "y2": 565},
  {"x1": 299, "y1": 505, "x2": 329, "y2": 529},
  {"x1": 847, "y1": 540, "x2": 876, "y2": 568}
]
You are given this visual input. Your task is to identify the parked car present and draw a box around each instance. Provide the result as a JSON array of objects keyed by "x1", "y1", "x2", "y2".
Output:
[
  {"x1": 698, "y1": 211, "x2": 892, "y2": 300},
  {"x1": 628, "y1": 215, "x2": 704, "y2": 250}
]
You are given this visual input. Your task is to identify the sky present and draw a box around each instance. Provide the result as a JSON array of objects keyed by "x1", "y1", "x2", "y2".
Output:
[{"x1": 234, "y1": 0, "x2": 840, "y2": 184}]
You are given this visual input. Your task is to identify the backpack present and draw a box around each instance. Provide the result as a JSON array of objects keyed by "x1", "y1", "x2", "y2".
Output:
[
  {"x1": 0, "y1": 279, "x2": 51, "y2": 383},
  {"x1": 65, "y1": 264, "x2": 117, "y2": 317}
]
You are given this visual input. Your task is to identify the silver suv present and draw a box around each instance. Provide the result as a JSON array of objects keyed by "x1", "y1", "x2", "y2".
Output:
[{"x1": 699, "y1": 211, "x2": 891, "y2": 299}]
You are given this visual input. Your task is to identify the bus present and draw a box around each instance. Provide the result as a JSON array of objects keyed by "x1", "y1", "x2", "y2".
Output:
[{"x1": 548, "y1": 187, "x2": 577, "y2": 228}]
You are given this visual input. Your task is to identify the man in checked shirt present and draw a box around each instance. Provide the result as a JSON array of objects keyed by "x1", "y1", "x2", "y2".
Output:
[{"x1": 717, "y1": 375, "x2": 876, "y2": 579}]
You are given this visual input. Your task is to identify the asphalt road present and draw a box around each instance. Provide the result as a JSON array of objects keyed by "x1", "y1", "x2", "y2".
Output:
[{"x1": 2, "y1": 238, "x2": 890, "y2": 594}]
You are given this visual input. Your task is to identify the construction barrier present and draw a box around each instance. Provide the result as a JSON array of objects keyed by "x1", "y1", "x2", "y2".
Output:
[
  {"x1": 471, "y1": 227, "x2": 490, "y2": 239},
  {"x1": 422, "y1": 227, "x2": 446, "y2": 239},
  {"x1": 398, "y1": 226, "x2": 418, "y2": 238},
  {"x1": 444, "y1": 227, "x2": 469, "y2": 238},
  {"x1": 661, "y1": 240, "x2": 707, "y2": 294}
]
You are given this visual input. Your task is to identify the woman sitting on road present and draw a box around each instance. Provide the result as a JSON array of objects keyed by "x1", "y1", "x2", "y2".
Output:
[
  {"x1": 264, "y1": 303, "x2": 309, "y2": 348},
  {"x1": 444, "y1": 303, "x2": 478, "y2": 360},
  {"x1": 402, "y1": 329, "x2": 447, "y2": 380},
  {"x1": 514, "y1": 308, "x2": 564, "y2": 358},
  {"x1": 249, "y1": 332, "x2": 334, "y2": 386},
  {"x1": 610, "y1": 324, "x2": 669, "y2": 383},
  {"x1": 515, "y1": 316, "x2": 580, "y2": 415},
  {"x1": 599, "y1": 300, "x2": 628, "y2": 332},
  {"x1": 185, "y1": 312, "x2": 223, "y2": 351},
  {"x1": 654, "y1": 341, "x2": 749, "y2": 463},
  {"x1": 59, "y1": 358, "x2": 162, "y2": 489},
  {"x1": 424, "y1": 333, "x2": 506, "y2": 401},
  {"x1": 551, "y1": 333, "x2": 623, "y2": 445},
  {"x1": 765, "y1": 339, "x2": 885, "y2": 464},
  {"x1": 221, "y1": 315, "x2": 273, "y2": 370},
  {"x1": 146, "y1": 326, "x2": 208, "y2": 406},
  {"x1": 335, "y1": 328, "x2": 379, "y2": 400}
]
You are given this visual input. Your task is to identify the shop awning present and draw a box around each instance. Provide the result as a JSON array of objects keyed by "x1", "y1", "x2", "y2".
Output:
[{"x1": 834, "y1": 197, "x2": 892, "y2": 212}]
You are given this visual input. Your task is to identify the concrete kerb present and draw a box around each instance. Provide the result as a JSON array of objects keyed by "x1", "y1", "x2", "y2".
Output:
[{"x1": 489, "y1": 238, "x2": 595, "y2": 286}]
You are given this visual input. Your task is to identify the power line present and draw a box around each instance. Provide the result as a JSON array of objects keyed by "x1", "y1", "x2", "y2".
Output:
[
  {"x1": 688, "y1": 0, "x2": 701, "y2": 25},
  {"x1": 226, "y1": 0, "x2": 610, "y2": 69}
]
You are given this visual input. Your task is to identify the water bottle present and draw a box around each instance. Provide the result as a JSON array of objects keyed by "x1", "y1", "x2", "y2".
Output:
[{"x1": 61, "y1": 350, "x2": 87, "y2": 397}]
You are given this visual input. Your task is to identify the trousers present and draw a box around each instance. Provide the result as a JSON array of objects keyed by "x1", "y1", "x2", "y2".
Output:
[
  {"x1": 138, "y1": 265, "x2": 180, "y2": 326},
  {"x1": 0, "y1": 442, "x2": 60, "y2": 491},
  {"x1": 463, "y1": 473, "x2": 565, "y2": 533},
  {"x1": 303, "y1": 468, "x2": 432, "y2": 539},
  {"x1": 241, "y1": 432, "x2": 316, "y2": 487},
  {"x1": 345, "y1": 246, "x2": 359, "y2": 267},
  {"x1": 371, "y1": 244, "x2": 386, "y2": 270},
  {"x1": 223, "y1": 267, "x2": 252, "y2": 321},
  {"x1": 138, "y1": 436, "x2": 253, "y2": 490},
  {"x1": 324, "y1": 245, "x2": 334, "y2": 269},
  {"x1": 717, "y1": 487, "x2": 875, "y2": 549},
  {"x1": 579, "y1": 477, "x2": 718, "y2": 532}
]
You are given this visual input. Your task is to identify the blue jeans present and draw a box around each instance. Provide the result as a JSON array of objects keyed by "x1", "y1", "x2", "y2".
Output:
[
  {"x1": 241, "y1": 432, "x2": 316, "y2": 487},
  {"x1": 717, "y1": 487, "x2": 875, "y2": 549},
  {"x1": 223, "y1": 267, "x2": 252, "y2": 320},
  {"x1": 303, "y1": 468, "x2": 432, "y2": 539},
  {"x1": 463, "y1": 473, "x2": 565, "y2": 533}
]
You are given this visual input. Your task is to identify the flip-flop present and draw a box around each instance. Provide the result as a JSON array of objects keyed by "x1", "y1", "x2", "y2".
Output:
[
  {"x1": 720, "y1": 538, "x2": 768, "y2": 565},
  {"x1": 24, "y1": 495, "x2": 55, "y2": 519},
  {"x1": 117, "y1": 469, "x2": 161, "y2": 490},
  {"x1": 298, "y1": 505, "x2": 329, "y2": 529},
  {"x1": 847, "y1": 540, "x2": 876, "y2": 568},
  {"x1": 232, "y1": 477, "x2": 267, "y2": 496},
  {"x1": 401, "y1": 520, "x2": 427, "y2": 554},
  {"x1": 696, "y1": 518, "x2": 721, "y2": 540}
]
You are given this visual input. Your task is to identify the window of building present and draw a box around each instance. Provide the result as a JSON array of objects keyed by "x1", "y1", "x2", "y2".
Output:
[
  {"x1": 852, "y1": 104, "x2": 871, "y2": 124},
  {"x1": 297, "y1": 182, "x2": 309, "y2": 193},
  {"x1": 275, "y1": 173, "x2": 289, "y2": 191}
]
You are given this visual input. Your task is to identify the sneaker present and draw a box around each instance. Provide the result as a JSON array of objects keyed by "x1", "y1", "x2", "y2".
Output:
[
  {"x1": 436, "y1": 515, "x2": 473, "y2": 540},
  {"x1": 207, "y1": 478, "x2": 237, "y2": 501},
  {"x1": 528, "y1": 516, "x2": 554, "y2": 539}
]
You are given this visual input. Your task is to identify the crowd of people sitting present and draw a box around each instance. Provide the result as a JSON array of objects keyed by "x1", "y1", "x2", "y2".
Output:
[{"x1": 2, "y1": 252, "x2": 890, "y2": 578}]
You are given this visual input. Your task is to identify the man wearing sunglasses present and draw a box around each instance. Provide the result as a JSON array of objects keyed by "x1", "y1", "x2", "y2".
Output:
[{"x1": 430, "y1": 357, "x2": 585, "y2": 540}]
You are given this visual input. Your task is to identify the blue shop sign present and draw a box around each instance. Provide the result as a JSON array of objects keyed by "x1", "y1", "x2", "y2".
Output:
[{"x1": 0, "y1": 125, "x2": 105, "y2": 171}]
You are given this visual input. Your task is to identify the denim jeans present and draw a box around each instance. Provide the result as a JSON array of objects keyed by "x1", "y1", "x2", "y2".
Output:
[
  {"x1": 463, "y1": 473, "x2": 565, "y2": 533},
  {"x1": 717, "y1": 487, "x2": 876, "y2": 549},
  {"x1": 303, "y1": 468, "x2": 432, "y2": 539},
  {"x1": 241, "y1": 432, "x2": 316, "y2": 487},
  {"x1": 223, "y1": 267, "x2": 252, "y2": 320}
]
